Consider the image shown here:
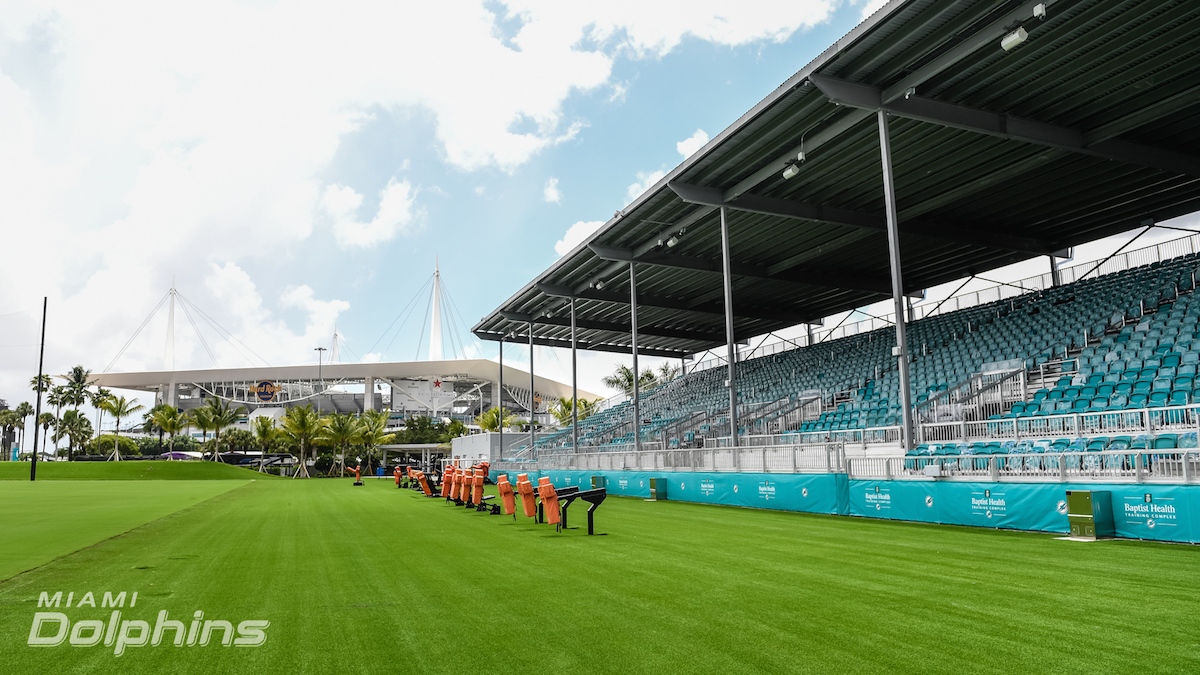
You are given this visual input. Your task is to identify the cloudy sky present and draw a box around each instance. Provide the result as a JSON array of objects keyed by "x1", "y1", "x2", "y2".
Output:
[{"x1": 1, "y1": 0, "x2": 1196, "y2": 420}]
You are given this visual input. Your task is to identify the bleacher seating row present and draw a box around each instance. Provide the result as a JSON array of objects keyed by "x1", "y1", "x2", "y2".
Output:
[{"x1": 526, "y1": 251, "x2": 1200, "y2": 454}]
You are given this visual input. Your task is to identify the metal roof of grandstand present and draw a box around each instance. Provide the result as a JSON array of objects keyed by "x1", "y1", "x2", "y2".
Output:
[{"x1": 473, "y1": 0, "x2": 1200, "y2": 359}]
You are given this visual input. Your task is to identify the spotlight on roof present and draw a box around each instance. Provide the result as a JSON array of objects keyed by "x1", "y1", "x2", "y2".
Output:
[
  {"x1": 593, "y1": 280, "x2": 604, "y2": 290},
  {"x1": 1001, "y1": 26, "x2": 1028, "y2": 51},
  {"x1": 666, "y1": 235, "x2": 680, "y2": 248},
  {"x1": 782, "y1": 163, "x2": 801, "y2": 180},
  {"x1": 903, "y1": 87, "x2": 916, "y2": 100},
  {"x1": 1033, "y1": 3, "x2": 1046, "y2": 19}
]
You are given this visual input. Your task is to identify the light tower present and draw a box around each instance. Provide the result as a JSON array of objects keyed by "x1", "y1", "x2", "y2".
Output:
[{"x1": 429, "y1": 257, "x2": 443, "y2": 361}]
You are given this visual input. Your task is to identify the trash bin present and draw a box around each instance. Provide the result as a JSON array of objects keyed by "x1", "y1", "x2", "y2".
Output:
[
  {"x1": 591, "y1": 475, "x2": 606, "y2": 489},
  {"x1": 1066, "y1": 490, "x2": 1114, "y2": 540},
  {"x1": 649, "y1": 477, "x2": 668, "y2": 501}
]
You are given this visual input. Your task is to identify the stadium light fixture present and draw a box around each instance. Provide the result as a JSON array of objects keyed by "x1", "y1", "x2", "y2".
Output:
[
  {"x1": 782, "y1": 163, "x2": 801, "y2": 180},
  {"x1": 666, "y1": 235, "x2": 680, "y2": 247},
  {"x1": 1001, "y1": 26, "x2": 1028, "y2": 51}
]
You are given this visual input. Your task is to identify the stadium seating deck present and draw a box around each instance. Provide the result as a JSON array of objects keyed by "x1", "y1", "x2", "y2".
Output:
[{"x1": 519, "y1": 252, "x2": 1200, "y2": 457}]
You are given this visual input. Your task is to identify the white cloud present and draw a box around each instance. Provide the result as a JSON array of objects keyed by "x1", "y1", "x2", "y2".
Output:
[
  {"x1": 0, "y1": 0, "x2": 839, "y2": 402},
  {"x1": 676, "y1": 129, "x2": 709, "y2": 158},
  {"x1": 859, "y1": 0, "x2": 890, "y2": 21},
  {"x1": 543, "y1": 176, "x2": 562, "y2": 204},
  {"x1": 322, "y1": 178, "x2": 417, "y2": 248},
  {"x1": 626, "y1": 168, "x2": 667, "y2": 205},
  {"x1": 555, "y1": 220, "x2": 605, "y2": 257}
]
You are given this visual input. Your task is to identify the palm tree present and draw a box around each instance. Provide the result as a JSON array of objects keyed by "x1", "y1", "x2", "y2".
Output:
[
  {"x1": 46, "y1": 386, "x2": 66, "y2": 457},
  {"x1": 59, "y1": 368, "x2": 93, "y2": 460},
  {"x1": 320, "y1": 413, "x2": 363, "y2": 476},
  {"x1": 547, "y1": 397, "x2": 601, "y2": 427},
  {"x1": 657, "y1": 362, "x2": 681, "y2": 384},
  {"x1": 14, "y1": 402, "x2": 34, "y2": 455},
  {"x1": 475, "y1": 406, "x2": 515, "y2": 432},
  {"x1": 54, "y1": 410, "x2": 93, "y2": 459},
  {"x1": 251, "y1": 415, "x2": 279, "y2": 473},
  {"x1": 152, "y1": 406, "x2": 185, "y2": 457},
  {"x1": 0, "y1": 411, "x2": 17, "y2": 459},
  {"x1": 90, "y1": 387, "x2": 113, "y2": 443},
  {"x1": 198, "y1": 397, "x2": 246, "y2": 462},
  {"x1": 602, "y1": 364, "x2": 658, "y2": 396},
  {"x1": 37, "y1": 413, "x2": 55, "y2": 456},
  {"x1": 279, "y1": 404, "x2": 327, "y2": 478},
  {"x1": 186, "y1": 406, "x2": 215, "y2": 456},
  {"x1": 143, "y1": 404, "x2": 173, "y2": 454},
  {"x1": 358, "y1": 409, "x2": 396, "y2": 474},
  {"x1": 30, "y1": 374, "x2": 52, "y2": 395},
  {"x1": 99, "y1": 396, "x2": 145, "y2": 461}
]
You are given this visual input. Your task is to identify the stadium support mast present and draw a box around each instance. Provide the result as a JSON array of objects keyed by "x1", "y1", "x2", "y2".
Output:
[
  {"x1": 430, "y1": 257, "x2": 443, "y2": 361},
  {"x1": 878, "y1": 110, "x2": 915, "y2": 452},
  {"x1": 165, "y1": 278, "x2": 176, "y2": 370}
]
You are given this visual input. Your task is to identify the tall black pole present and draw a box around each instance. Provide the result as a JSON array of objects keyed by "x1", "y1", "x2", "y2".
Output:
[
  {"x1": 498, "y1": 338, "x2": 504, "y2": 461},
  {"x1": 31, "y1": 297, "x2": 47, "y2": 481}
]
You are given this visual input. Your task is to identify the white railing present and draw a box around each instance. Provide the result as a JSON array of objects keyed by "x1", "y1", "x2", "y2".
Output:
[
  {"x1": 847, "y1": 450, "x2": 1198, "y2": 484},
  {"x1": 698, "y1": 402, "x2": 1200, "y2": 449},
  {"x1": 686, "y1": 232, "x2": 1200, "y2": 372},
  {"x1": 535, "y1": 443, "x2": 845, "y2": 473}
]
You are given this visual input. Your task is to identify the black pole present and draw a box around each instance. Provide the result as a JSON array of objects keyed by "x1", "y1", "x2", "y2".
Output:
[{"x1": 31, "y1": 297, "x2": 47, "y2": 481}]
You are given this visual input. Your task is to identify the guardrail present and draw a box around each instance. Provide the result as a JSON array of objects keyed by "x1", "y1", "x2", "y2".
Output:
[{"x1": 847, "y1": 450, "x2": 1198, "y2": 484}]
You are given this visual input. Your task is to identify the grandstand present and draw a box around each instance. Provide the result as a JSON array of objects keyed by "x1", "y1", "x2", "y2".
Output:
[
  {"x1": 464, "y1": 0, "x2": 1200, "y2": 542},
  {"x1": 516, "y1": 237, "x2": 1200, "y2": 457}
]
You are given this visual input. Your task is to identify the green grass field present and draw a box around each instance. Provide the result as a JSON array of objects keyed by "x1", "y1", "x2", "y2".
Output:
[
  {"x1": 1, "y1": 468, "x2": 1198, "y2": 674},
  {"x1": 0, "y1": 461, "x2": 278, "y2": 481}
]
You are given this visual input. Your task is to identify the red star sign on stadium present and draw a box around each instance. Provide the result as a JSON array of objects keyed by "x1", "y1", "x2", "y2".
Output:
[{"x1": 433, "y1": 379, "x2": 442, "y2": 388}]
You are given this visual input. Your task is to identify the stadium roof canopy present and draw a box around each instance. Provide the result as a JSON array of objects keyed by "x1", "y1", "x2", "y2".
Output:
[
  {"x1": 473, "y1": 0, "x2": 1200, "y2": 359},
  {"x1": 93, "y1": 359, "x2": 599, "y2": 401}
]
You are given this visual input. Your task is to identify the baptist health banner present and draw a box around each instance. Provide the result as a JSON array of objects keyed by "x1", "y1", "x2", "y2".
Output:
[
  {"x1": 847, "y1": 480, "x2": 1200, "y2": 544},
  {"x1": 491, "y1": 468, "x2": 1200, "y2": 543}
]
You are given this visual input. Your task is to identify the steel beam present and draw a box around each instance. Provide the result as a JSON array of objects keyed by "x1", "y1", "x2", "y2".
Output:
[
  {"x1": 720, "y1": 206, "x2": 739, "y2": 455},
  {"x1": 528, "y1": 322, "x2": 535, "y2": 452},
  {"x1": 878, "y1": 110, "x2": 915, "y2": 453},
  {"x1": 570, "y1": 298, "x2": 578, "y2": 454},
  {"x1": 475, "y1": 330, "x2": 690, "y2": 359},
  {"x1": 591, "y1": 242, "x2": 894, "y2": 294},
  {"x1": 810, "y1": 75, "x2": 1200, "y2": 177},
  {"x1": 721, "y1": 0, "x2": 1063, "y2": 200},
  {"x1": 630, "y1": 262, "x2": 641, "y2": 453},
  {"x1": 669, "y1": 181, "x2": 1058, "y2": 255}
]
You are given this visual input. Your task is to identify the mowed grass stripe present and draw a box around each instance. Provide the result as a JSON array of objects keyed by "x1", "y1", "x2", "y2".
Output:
[
  {"x1": 0, "y1": 461, "x2": 280, "y2": 481},
  {"x1": 0, "y1": 479, "x2": 1197, "y2": 674},
  {"x1": 0, "y1": 480, "x2": 252, "y2": 581}
]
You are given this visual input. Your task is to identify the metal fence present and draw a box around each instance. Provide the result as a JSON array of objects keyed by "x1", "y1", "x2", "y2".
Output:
[{"x1": 847, "y1": 450, "x2": 1198, "y2": 484}]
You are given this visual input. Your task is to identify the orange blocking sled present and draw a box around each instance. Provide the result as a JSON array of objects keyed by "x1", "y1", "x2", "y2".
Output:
[
  {"x1": 496, "y1": 475, "x2": 516, "y2": 516},
  {"x1": 537, "y1": 477, "x2": 561, "y2": 525},
  {"x1": 459, "y1": 467, "x2": 472, "y2": 503},
  {"x1": 415, "y1": 471, "x2": 433, "y2": 496},
  {"x1": 471, "y1": 469, "x2": 485, "y2": 505},
  {"x1": 516, "y1": 473, "x2": 537, "y2": 518}
]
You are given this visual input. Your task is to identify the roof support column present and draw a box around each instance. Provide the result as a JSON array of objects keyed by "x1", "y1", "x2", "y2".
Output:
[
  {"x1": 498, "y1": 338, "x2": 504, "y2": 461},
  {"x1": 571, "y1": 297, "x2": 579, "y2": 454},
  {"x1": 364, "y1": 375, "x2": 375, "y2": 413},
  {"x1": 877, "y1": 110, "x2": 915, "y2": 453},
  {"x1": 1049, "y1": 255, "x2": 1061, "y2": 288},
  {"x1": 720, "y1": 206, "x2": 740, "y2": 462},
  {"x1": 528, "y1": 323, "x2": 536, "y2": 455},
  {"x1": 629, "y1": 262, "x2": 641, "y2": 454}
]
